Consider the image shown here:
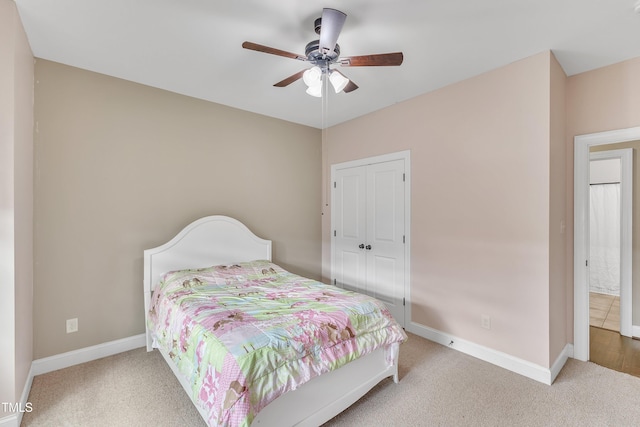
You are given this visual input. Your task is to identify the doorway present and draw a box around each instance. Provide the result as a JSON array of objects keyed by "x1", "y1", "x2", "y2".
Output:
[
  {"x1": 574, "y1": 128, "x2": 637, "y2": 362},
  {"x1": 589, "y1": 152, "x2": 623, "y2": 333}
]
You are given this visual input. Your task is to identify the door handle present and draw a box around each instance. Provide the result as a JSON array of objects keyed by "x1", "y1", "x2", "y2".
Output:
[
  {"x1": 365, "y1": 245, "x2": 372, "y2": 250},
  {"x1": 359, "y1": 244, "x2": 365, "y2": 249}
]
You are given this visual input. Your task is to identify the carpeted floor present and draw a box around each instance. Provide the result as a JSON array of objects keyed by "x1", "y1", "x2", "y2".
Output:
[{"x1": 22, "y1": 333, "x2": 640, "y2": 426}]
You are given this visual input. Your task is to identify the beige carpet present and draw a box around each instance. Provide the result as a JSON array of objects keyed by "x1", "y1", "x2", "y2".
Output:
[{"x1": 22, "y1": 333, "x2": 640, "y2": 426}]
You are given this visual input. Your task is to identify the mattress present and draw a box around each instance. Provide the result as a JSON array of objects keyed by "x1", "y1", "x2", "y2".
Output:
[{"x1": 148, "y1": 260, "x2": 407, "y2": 427}]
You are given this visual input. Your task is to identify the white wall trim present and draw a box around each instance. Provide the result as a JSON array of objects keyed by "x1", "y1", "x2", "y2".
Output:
[
  {"x1": 3, "y1": 335, "x2": 145, "y2": 426},
  {"x1": 17, "y1": 364, "x2": 34, "y2": 426},
  {"x1": 31, "y1": 333, "x2": 146, "y2": 376},
  {"x1": 0, "y1": 364, "x2": 34, "y2": 427},
  {"x1": 550, "y1": 343, "x2": 574, "y2": 383},
  {"x1": 0, "y1": 415, "x2": 18, "y2": 427},
  {"x1": 406, "y1": 322, "x2": 572, "y2": 385},
  {"x1": 633, "y1": 325, "x2": 640, "y2": 338},
  {"x1": 574, "y1": 126, "x2": 640, "y2": 361}
]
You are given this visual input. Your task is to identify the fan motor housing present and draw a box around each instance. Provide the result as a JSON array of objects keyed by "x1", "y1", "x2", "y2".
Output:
[{"x1": 305, "y1": 40, "x2": 340, "y2": 63}]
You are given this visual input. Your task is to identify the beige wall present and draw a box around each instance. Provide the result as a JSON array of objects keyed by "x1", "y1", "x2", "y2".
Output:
[
  {"x1": 549, "y1": 53, "x2": 568, "y2": 363},
  {"x1": 323, "y1": 51, "x2": 564, "y2": 368},
  {"x1": 566, "y1": 57, "x2": 640, "y2": 338},
  {"x1": 33, "y1": 60, "x2": 321, "y2": 358},
  {"x1": 0, "y1": 0, "x2": 34, "y2": 418}
]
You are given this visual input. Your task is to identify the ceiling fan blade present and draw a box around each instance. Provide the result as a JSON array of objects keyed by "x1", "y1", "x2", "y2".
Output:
[
  {"x1": 343, "y1": 80, "x2": 359, "y2": 93},
  {"x1": 319, "y1": 8, "x2": 346, "y2": 56},
  {"x1": 340, "y1": 52, "x2": 404, "y2": 67},
  {"x1": 242, "y1": 41, "x2": 306, "y2": 61},
  {"x1": 274, "y1": 70, "x2": 306, "y2": 87}
]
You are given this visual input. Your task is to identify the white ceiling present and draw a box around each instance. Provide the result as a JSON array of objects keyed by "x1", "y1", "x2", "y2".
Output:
[{"x1": 14, "y1": 0, "x2": 640, "y2": 129}]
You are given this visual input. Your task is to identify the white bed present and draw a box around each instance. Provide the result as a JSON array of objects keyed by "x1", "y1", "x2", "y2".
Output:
[{"x1": 143, "y1": 215, "x2": 402, "y2": 426}]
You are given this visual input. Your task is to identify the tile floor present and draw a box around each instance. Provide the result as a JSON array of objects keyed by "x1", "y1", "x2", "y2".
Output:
[{"x1": 589, "y1": 292, "x2": 619, "y2": 332}]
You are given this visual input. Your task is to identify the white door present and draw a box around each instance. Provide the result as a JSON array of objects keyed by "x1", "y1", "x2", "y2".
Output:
[
  {"x1": 333, "y1": 158, "x2": 406, "y2": 325},
  {"x1": 334, "y1": 166, "x2": 367, "y2": 292}
]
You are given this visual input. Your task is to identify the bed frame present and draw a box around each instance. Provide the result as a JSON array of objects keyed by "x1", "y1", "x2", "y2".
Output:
[{"x1": 143, "y1": 215, "x2": 399, "y2": 426}]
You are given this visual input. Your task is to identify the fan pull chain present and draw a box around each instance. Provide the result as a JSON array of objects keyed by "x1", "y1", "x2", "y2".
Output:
[{"x1": 322, "y1": 70, "x2": 329, "y2": 211}]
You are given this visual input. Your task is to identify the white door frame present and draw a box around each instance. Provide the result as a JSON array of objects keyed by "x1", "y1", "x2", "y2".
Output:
[
  {"x1": 330, "y1": 150, "x2": 411, "y2": 327},
  {"x1": 574, "y1": 127, "x2": 637, "y2": 361}
]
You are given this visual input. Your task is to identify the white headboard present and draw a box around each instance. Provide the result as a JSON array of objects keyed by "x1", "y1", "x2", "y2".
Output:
[{"x1": 143, "y1": 215, "x2": 272, "y2": 350}]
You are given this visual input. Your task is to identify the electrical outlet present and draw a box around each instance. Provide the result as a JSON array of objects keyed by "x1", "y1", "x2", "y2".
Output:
[
  {"x1": 66, "y1": 318, "x2": 78, "y2": 334},
  {"x1": 481, "y1": 314, "x2": 491, "y2": 330}
]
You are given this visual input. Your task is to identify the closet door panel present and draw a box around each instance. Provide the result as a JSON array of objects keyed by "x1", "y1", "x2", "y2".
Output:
[
  {"x1": 334, "y1": 166, "x2": 367, "y2": 293},
  {"x1": 369, "y1": 255, "x2": 397, "y2": 302},
  {"x1": 366, "y1": 160, "x2": 405, "y2": 323}
]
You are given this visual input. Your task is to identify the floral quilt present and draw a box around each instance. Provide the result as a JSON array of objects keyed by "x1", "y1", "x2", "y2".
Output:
[{"x1": 148, "y1": 260, "x2": 407, "y2": 427}]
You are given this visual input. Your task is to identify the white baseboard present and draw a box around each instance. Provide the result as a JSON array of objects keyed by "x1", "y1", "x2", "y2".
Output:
[
  {"x1": 0, "y1": 363, "x2": 35, "y2": 427},
  {"x1": 633, "y1": 325, "x2": 640, "y2": 338},
  {"x1": 31, "y1": 333, "x2": 146, "y2": 376},
  {"x1": 550, "y1": 342, "x2": 574, "y2": 383},
  {"x1": 0, "y1": 414, "x2": 18, "y2": 427},
  {"x1": 4, "y1": 334, "x2": 145, "y2": 427},
  {"x1": 406, "y1": 322, "x2": 571, "y2": 385}
]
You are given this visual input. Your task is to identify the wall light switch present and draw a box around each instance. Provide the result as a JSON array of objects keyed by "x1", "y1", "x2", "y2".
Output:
[{"x1": 66, "y1": 318, "x2": 78, "y2": 333}]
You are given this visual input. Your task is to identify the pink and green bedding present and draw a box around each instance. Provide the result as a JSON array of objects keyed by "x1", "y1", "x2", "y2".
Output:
[{"x1": 148, "y1": 260, "x2": 407, "y2": 427}]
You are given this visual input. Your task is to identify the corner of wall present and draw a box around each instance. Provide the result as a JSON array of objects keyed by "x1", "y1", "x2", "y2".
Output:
[
  {"x1": 0, "y1": 0, "x2": 35, "y2": 418},
  {"x1": 548, "y1": 49, "x2": 569, "y2": 366}
]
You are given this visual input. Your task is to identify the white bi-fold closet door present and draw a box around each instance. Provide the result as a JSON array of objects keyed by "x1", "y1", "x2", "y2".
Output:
[{"x1": 332, "y1": 155, "x2": 407, "y2": 326}]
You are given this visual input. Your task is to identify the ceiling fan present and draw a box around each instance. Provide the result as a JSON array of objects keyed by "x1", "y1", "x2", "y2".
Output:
[{"x1": 242, "y1": 8, "x2": 403, "y2": 97}]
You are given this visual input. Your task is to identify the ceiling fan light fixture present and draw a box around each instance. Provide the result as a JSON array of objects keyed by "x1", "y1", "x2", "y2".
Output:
[
  {"x1": 305, "y1": 82, "x2": 323, "y2": 97},
  {"x1": 329, "y1": 70, "x2": 349, "y2": 93},
  {"x1": 303, "y1": 66, "x2": 323, "y2": 87}
]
